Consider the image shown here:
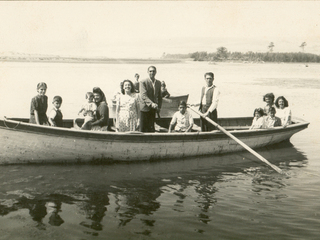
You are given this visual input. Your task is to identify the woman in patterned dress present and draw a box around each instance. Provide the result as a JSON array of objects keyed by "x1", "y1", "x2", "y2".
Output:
[{"x1": 116, "y1": 80, "x2": 140, "y2": 132}]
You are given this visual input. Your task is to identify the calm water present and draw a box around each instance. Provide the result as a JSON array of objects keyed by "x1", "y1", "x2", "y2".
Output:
[{"x1": 0, "y1": 61, "x2": 319, "y2": 239}]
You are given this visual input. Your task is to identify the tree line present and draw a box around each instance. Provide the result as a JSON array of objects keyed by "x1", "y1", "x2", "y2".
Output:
[{"x1": 162, "y1": 46, "x2": 320, "y2": 63}]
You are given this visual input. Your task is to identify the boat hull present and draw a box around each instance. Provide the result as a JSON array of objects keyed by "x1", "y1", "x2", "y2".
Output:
[{"x1": 0, "y1": 117, "x2": 309, "y2": 164}]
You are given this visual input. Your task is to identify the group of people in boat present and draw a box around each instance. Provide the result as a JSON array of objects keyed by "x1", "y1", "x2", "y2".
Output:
[
  {"x1": 249, "y1": 93, "x2": 291, "y2": 130},
  {"x1": 29, "y1": 66, "x2": 290, "y2": 133},
  {"x1": 30, "y1": 82, "x2": 110, "y2": 131}
]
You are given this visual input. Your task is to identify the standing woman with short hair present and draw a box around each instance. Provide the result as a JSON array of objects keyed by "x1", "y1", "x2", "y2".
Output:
[
  {"x1": 263, "y1": 93, "x2": 275, "y2": 115},
  {"x1": 29, "y1": 82, "x2": 49, "y2": 125}
]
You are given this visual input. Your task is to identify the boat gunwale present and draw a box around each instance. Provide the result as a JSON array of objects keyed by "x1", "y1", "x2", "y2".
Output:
[{"x1": 0, "y1": 116, "x2": 310, "y2": 142}]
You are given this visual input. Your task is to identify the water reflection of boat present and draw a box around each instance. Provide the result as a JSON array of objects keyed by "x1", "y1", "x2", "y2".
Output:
[
  {"x1": 0, "y1": 116, "x2": 309, "y2": 164},
  {"x1": 0, "y1": 141, "x2": 308, "y2": 235}
]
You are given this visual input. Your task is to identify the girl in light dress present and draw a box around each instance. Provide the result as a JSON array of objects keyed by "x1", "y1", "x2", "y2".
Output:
[
  {"x1": 249, "y1": 108, "x2": 265, "y2": 130},
  {"x1": 275, "y1": 96, "x2": 291, "y2": 127},
  {"x1": 116, "y1": 80, "x2": 140, "y2": 132}
]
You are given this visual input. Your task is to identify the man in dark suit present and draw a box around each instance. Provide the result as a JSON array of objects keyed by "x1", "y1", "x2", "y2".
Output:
[
  {"x1": 139, "y1": 66, "x2": 162, "y2": 132},
  {"x1": 199, "y1": 72, "x2": 220, "y2": 131}
]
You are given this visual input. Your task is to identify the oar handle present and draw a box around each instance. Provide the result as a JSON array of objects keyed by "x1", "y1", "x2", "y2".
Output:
[{"x1": 187, "y1": 105, "x2": 283, "y2": 174}]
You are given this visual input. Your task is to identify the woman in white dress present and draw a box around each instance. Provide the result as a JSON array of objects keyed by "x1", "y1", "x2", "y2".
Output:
[
  {"x1": 275, "y1": 96, "x2": 291, "y2": 127},
  {"x1": 116, "y1": 80, "x2": 140, "y2": 132}
]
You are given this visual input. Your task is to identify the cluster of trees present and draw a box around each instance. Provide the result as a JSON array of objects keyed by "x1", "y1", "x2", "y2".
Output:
[{"x1": 163, "y1": 42, "x2": 320, "y2": 63}]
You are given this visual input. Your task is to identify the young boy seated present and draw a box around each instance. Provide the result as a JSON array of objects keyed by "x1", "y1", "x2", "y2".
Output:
[
  {"x1": 48, "y1": 96, "x2": 63, "y2": 127},
  {"x1": 264, "y1": 107, "x2": 281, "y2": 128},
  {"x1": 169, "y1": 101, "x2": 194, "y2": 133}
]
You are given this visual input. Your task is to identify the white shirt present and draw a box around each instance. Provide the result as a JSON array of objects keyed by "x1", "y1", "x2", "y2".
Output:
[
  {"x1": 49, "y1": 107, "x2": 60, "y2": 119},
  {"x1": 250, "y1": 116, "x2": 264, "y2": 129},
  {"x1": 149, "y1": 78, "x2": 156, "y2": 95},
  {"x1": 276, "y1": 107, "x2": 291, "y2": 126},
  {"x1": 201, "y1": 85, "x2": 220, "y2": 113},
  {"x1": 80, "y1": 102, "x2": 97, "y2": 114},
  {"x1": 170, "y1": 110, "x2": 194, "y2": 132}
]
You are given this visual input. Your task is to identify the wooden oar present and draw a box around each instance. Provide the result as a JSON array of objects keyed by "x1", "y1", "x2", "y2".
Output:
[{"x1": 188, "y1": 106, "x2": 283, "y2": 174}]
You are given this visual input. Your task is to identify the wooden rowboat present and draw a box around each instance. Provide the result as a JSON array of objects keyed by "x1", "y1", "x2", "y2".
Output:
[{"x1": 0, "y1": 115, "x2": 309, "y2": 164}]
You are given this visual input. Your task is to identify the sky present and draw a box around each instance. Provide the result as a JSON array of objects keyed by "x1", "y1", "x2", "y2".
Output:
[{"x1": 0, "y1": 1, "x2": 319, "y2": 58}]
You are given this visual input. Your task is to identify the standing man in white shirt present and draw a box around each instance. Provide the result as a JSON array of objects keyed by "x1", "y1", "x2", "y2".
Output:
[{"x1": 199, "y1": 72, "x2": 220, "y2": 131}]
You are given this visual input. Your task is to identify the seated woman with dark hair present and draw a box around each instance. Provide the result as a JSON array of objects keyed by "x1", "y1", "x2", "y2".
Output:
[
  {"x1": 263, "y1": 93, "x2": 275, "y2": 115},
  {"x1": 275, "y1": 96, "x2": 291, "y2": 127},
  {"x1": 75, "y1": 87, "x2": 109, "y2": 131},
  {"x1": 90, "y1": 87, "x2": 109, "y2": 131},
  {"x1": 249, "y1": 108, "x2": 265, "y2": 130}
]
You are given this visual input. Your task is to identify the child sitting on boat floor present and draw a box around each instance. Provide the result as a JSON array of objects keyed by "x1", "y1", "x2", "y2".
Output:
[
  {"x1": 169, "y1": 101, "x2": 194, "y2": 133},
  {"x1": 249, "y1": 108, "x2": 264, "y2": 130},
  {"x1": 264, "y1": 107, "x2": 281, "y2": 129},
  {"x1": 29, "y1": 82, "x2": 49, "y2": 125},
  {"x1": 76, "y1": 92, "x2": 97, "y2": 130},
  {"x1": 48, "y1": 96, "x2": 63, "y2": 127}
]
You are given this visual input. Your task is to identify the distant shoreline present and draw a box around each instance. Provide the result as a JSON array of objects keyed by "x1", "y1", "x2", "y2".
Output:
[
  {"x1": 1, "y1": 58, "x2": 316, "y2": 66},
  {"x1": 0, "y1": 57, "x2": 182, "y2": 64}
]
